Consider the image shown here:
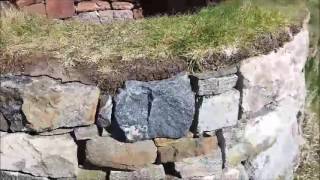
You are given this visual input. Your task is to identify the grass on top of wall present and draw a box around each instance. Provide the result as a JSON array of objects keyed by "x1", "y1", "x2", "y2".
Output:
[{"x1": 0, "y1": 0, "x2": 306, "y2": 72}]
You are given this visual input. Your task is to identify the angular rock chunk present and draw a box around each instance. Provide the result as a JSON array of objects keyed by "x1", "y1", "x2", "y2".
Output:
[
  {"x1": 113, "y1": 10, "x2": 133, "y2": 20},
  {"x1": 0, "y1": 133, "x2": 78, "y2": 178},
  {"x1": 114, "y1": 74, "x2": 195, "y2": 141},
  {"x1": 174, "y1": 150, "x2": 223, "y2": 179},
  {"x1": 111, "y1": 2, "x2": 134, "y2": 10},
  {"x1": 74, "y1": 125, "x2": 99, "y2": 140},
  {"x1": 155, "y1": 137, "x2": 218, "y2": 163},
  {"x1": 190, "y1": 67, "x2": 237, "y2": 96},
  {"x1": 109, "y1": 165, "x2": 165, "y2": 180},
  {"x1": 96, "y1": 95, "x2": 112, "y2": 128},
  {"x1": 195, "y1": 89, "x2": 240, "y2": 133},
  {"x1": 39, "y1": 128, "x2": 73, "y2": 136},
  {"x1": 0, "y1": 75, "x2": 100, "y2": 132},
  {"x1": 85, "y1": 136, "x2": 157, "y2": 170},
  {"x1": 0, "y1": 112, "x2": 9, "y2": 131}
]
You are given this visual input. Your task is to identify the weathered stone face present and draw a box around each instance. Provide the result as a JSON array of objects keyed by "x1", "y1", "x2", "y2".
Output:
[
  {"x1": 114, "y1": 74, "x2": 195, "y2": 141},
  {"x1": 196, "y1": 89, "x2": 240, "y2": 133},
  {"x1": 111, "y1": 2, "x2": 134, "y2": 10},
  {"x1": 173, "y1": 150, "x2": 223, "y2": 179},
  {"x1": 96, "y1": 95, "x2": 112, "y2": 128},
  {"x1": 155, "y1": 137, "x2": 218, "y2": 163},
  {"x1": 0, "y1": 76, "x2": 100, "y2": 132},
  {"x1": 46, "y1": 0, "x2": 75, "y2": 19},
  {"x1": 85, "y1": 136, "x2": 157, "y2": 170},
  {"x1": 77, "y1": 168, "x2": 107, "y2": 180},
  {"x1": 74, "y1": 125, "x2": 99, "y2": 141},
  {"x1": 0, "y1": 133, "x2": 78, "y2": 178},
  {"x1": 109, "y1": 165, "x2": 166, "y2": 180}
]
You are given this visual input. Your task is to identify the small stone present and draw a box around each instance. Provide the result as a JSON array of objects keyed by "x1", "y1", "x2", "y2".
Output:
[
  {"x1": 74, "y1": 125, "x2": 99, "y2": 140},
  {"x1": 76, "y1": 1, "x2": 100, "y2": 13},
  {"x1": 114, "y1": 74, "x2": 195, "y2": 142},
  {"x1": 96, "y1": 95, "x2": 112, "y2": 128},
  {"x1": 0, "y1": 170, "x2": 49, "y2": 180},
  {"x1": 22, "y1": 3, "x2": 46, "y2": 16},
  {"x1": 111, "y1": 2, "x2": 134, "y2": 10},
  {"x1": 174, "y1": 150, "x2": 223, "y2": 179},
  {"x1": 0, "y1": 133, "x2": 78, "y2": 178},
  {"x1": 196, "y1": 89, "x2": 240, "y2": 133},
  {"x1": 113, "y1": 10, "x2": 133, "y2": 20},
  {"x1": 46, "y1": 0, "x2": 75, "y2": 19},
  {"x1": 190, "y1": 73, "x2": 238, "y2": 96},
  {"x1": 109, "y1": 165, "x2": 166, "y2": 180},
  {"x1": 155, "y1": 137, "x2": 218, "y2": 163},
  {"x1": 77, "y1": 168, "x2": 107, "y2": 180},
  {"x1": 85, "y1": 136, "x2": 157, "y2": 170},
  {"x1": 133, "y1": 8, "x2": 143, "y2": 19}
]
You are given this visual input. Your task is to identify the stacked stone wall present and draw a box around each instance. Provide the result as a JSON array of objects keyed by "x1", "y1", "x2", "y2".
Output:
[{"x1": 0, "y1": 27, "x2": 309, "y2": 179}]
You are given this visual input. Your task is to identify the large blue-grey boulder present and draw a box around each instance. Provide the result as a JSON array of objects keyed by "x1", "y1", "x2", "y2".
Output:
[{"x1": 114, "y1": 74, "x2": 195, "y2": 142}]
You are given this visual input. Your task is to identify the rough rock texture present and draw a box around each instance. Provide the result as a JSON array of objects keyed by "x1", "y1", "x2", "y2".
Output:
[
  {"x1": 155, "y1": 137, "x2": 218, "y2": 163},
  {"x1": 74, "y1": 125, "x2": 99, "y2": 140},
  {"x1": 77, "y1": 168, "x2": 107, "y2": 180},
  {"x1": 0, "y1": 133, "x2": 78, "y2": 178},
  {"x1": 190, "y1": 67, "x2": 238, "y2": 96},
  {"x1": 46, "y1": 0, "x2": 75, "y2": 19},
  {"x1": 22, "y1": 3, "x2": 46, "y2": 16},
  {"x1": 227, "y1": 29, "x2": 309, "y2": 179},
  {"x1": 174, "y1": 150, "x2": 223, "y2": 179},
  {"x1": 0, "y1": 112, "x2": 9, "y2": 131},
  {"x1": 39, "y1": 128, "x2": 73, "y2": 136},
  {"x1": 111, "y1": 2, "x2": 134, "y2": 10},
  {"x1": 0, "y1": 75, "x2": 100, "y2": 132},
  {"x1": 85, "y1": 136, "x2": 157, "y2": 170},
  {"x1": 196, "y1": 89, "x2": 240, "y2": 133},
  {"x1": 113, "y1": 10, "x2": 133, "y2": 20},
  {"x1": 109, "y1": 165, "x2": 166, "y2": 180},
  {"x1": 114, "y1": 74, "x2": 195, "y2": 141},
  {"x1": 0, "y1": 170, "x2": 49, "y2": 180},
  {"x1": 96, "y1": 95, "x2": 112, "y2": 128}
]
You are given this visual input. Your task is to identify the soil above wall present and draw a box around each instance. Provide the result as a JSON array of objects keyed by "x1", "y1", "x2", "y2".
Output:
[{"x1": 0, "y1": 24, "x2": 301, "y2": 94}]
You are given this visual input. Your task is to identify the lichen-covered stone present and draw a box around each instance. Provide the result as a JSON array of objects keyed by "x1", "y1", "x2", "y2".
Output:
[
  {"x1": 114, "y1": 74, "x2": 195, "y2": 142},
  {"x1": 0, "y1": 133, "x2": 78, "y2": 178},
  {"x1": 174, "y1": 150, "x2": 223, "y2": 179},
  {"x1": 109, "y1": 165, "x2": 165, "y2": 180},
  {"x1": 0, "y1": 75, "x2": 100, "y2": 132},
  {"x1": 155, "y1": 137, "x2": 218, "y2": 163},
  {"x1": 77, "y1": 168, "x2": 107, "y2": 180},
  {"x1": 85, "y1": 136, "x2": 157, "y2": 170},
  {"x1": 196, "y1": 89, "x2": 240, "y2": 133}
]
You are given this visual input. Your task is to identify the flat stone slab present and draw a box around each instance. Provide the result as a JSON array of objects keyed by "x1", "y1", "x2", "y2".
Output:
[
  {"x1": 114, "y1": 74, "x2": 195, "y2": 142},
  {"x1": 85, "y1": 136, "x2": 157, "y2": 170},
  {"x1": 155, "y1": 137, "x2": 218, "y2": 163},
  {"x1": 77, "y1": 168, "x2": 107, "y2": 180},
  {"x1": 0, "y1": 170, "x2": 49, "y2": 180},
  {"x1": 74, "y1": 125, "x2": 99, "y2": 140},
  {"x1": 196, "y1": 89, "x2": 240, "y2": 133},
  {"x1": 174, "y1": 150, "x2": 223, "y2": 179},
  {"x1": 109, "y1": 165, "x2": 165, "y2": 180},
  {"x1": 0, "y1": 75, "x2": 100, "y2": 132},
  {"x1": 0, "y1": 133, "x2": 78, "y2": 178}
]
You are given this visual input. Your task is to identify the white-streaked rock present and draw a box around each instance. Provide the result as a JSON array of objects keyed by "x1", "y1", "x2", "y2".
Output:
[{"x1": 109, "y1": 165, "x2": 165, "y2": 180}]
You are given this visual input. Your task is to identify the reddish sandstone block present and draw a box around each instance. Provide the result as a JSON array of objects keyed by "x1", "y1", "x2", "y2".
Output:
[
  {"x1": 96, "y1": 0, "x2": 111, "y2": 10},
  {"x1": 15, "y1": 0, "x2": 43, "y2": 8},
  {"x1": 22, "y1": 3, "x2": 46, "y2": 16},
  {"x1": 111, "y1": 2, "x2": 134, "y2": 10},
  {"x1": 76, "y1": 0, "x2": 110, "y2": 13},
  {"x1": 46, "y1": 0, "x2": 75, "y2": 19},
  {"x1": 133, "y1": 8, "x2": 143, "y2": 19}
]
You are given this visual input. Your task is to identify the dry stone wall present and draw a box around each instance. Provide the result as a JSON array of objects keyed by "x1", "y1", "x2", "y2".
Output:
[
  {"x1": 6, "y1": 0, "x2": 143, "y2": 22},
  {"x1": 0, "y1": 27, "x2": 309, "y2": 179}
]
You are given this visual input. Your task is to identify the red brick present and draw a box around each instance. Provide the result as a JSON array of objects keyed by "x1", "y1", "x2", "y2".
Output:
[
  {"x1": 46, "y1": 0, "x2": 75, "y2": 19},
  {"x1": 22, "y1": 3, "x2": 46, "y2": 16}
]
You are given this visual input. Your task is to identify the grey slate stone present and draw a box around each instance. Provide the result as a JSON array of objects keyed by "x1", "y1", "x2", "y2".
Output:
[
  {"x1": 114, "y1": 74, "x2": 195, "y2": 142},
  {"x1": 190, "y1": 74, "x2": 238, "y2": 96},
  {"x1": 109, "y1": 165, "x2": 166, "y2": 180},
  {"x1": 0, "y1": 171, "x2": 49, "y2": 180},
  {"x1": 0, "y1": 112, "x2": 9, "y2": 131}
]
